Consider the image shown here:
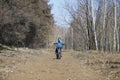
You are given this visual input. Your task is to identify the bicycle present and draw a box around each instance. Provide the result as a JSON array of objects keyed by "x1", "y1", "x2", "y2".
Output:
[{"x1": 56, "y1": 47, "x2": 62, "y2": 59}]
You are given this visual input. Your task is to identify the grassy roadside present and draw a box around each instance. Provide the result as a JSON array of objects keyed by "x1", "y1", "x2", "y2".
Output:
[{"x1": 72, "y1": 50, "x2": 120, "y2": 80}]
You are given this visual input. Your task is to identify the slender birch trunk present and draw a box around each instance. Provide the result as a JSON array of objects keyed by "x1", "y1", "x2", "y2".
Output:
[
  {"x1": 91, "y1": 0, "x2": 98, "y2": 50},
  {"x1": 71, "y1": 27, "x2": 73, "y2": 49},
  {"x1": 113, "y1": 0, "x2": 119, "y2": 51},
  {"x1": 115, "y1": 0, "x2": 119, "y2": 51},
  {"x1": 102, "y1": 0, "x2": 106, "y2": 51}
]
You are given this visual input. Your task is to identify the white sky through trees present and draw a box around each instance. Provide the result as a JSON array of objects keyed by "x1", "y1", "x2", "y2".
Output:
[
  {"x1": 49, "y1": 0, "x2": 73, "y2": 27},
  {"x1": 49, "y1": 0, "x2": 98, "y2": 27}
]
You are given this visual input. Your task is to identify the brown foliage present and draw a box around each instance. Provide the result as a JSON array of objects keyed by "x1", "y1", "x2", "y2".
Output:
[{"x1": 0, "y1": 0, "x2": 54, "y2": 48}]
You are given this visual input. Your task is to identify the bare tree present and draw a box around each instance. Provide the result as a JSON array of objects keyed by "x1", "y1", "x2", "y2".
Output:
[
  {"x1": 64, "y1": 0, "x2": 120, "y2": 52},
  {"x1": 113, "y1": 0, "x2": 119, "y2": 51},
  {"x1": 91, "y1": 0, "x2": 98, "y2": 50}
]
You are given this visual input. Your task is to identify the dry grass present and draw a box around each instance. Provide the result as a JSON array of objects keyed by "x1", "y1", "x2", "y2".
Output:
[
  {"x1": 0, "y1": 48, "x2": 44, "y2": 80},
  {"x1": 73, "y1": 50, "x2": 120, "y2": 80},
  {"x1": 0, "y1": 49, "x2": 120, "y2": 80}
]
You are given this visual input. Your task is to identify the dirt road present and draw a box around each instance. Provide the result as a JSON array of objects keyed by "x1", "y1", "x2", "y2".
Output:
[{"x1": 3, "y1": 50, "x2": 106, "y2": 80}]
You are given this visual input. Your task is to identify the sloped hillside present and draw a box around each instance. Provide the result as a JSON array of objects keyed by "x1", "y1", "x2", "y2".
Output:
[{"x1": 0, "y1": 0, "x2": 54, "y2": 48}]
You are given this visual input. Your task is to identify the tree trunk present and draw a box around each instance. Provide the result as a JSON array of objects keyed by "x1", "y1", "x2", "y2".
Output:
[
  {"x1": 86, "y1": 0, "x2": 96, "y2": 50},
  {"x1": 101, "y1": 0, "x2": 106, "y2": 51},
  {"x1": 113, "y1": 0, "x2": 119, "y2": 51},
  {"x1": 91, "y1": 0, "x2": 98, "y2": 50}
]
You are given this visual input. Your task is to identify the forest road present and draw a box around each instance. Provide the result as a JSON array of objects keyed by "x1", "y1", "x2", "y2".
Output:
[{"x1": 6, "y1": 50, "x2": 105, "y2": 80}]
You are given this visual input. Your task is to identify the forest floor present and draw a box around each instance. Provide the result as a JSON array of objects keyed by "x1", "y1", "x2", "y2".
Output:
[{"x1": 0, "y1": 48, "x2": 120, "y2": 80}]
